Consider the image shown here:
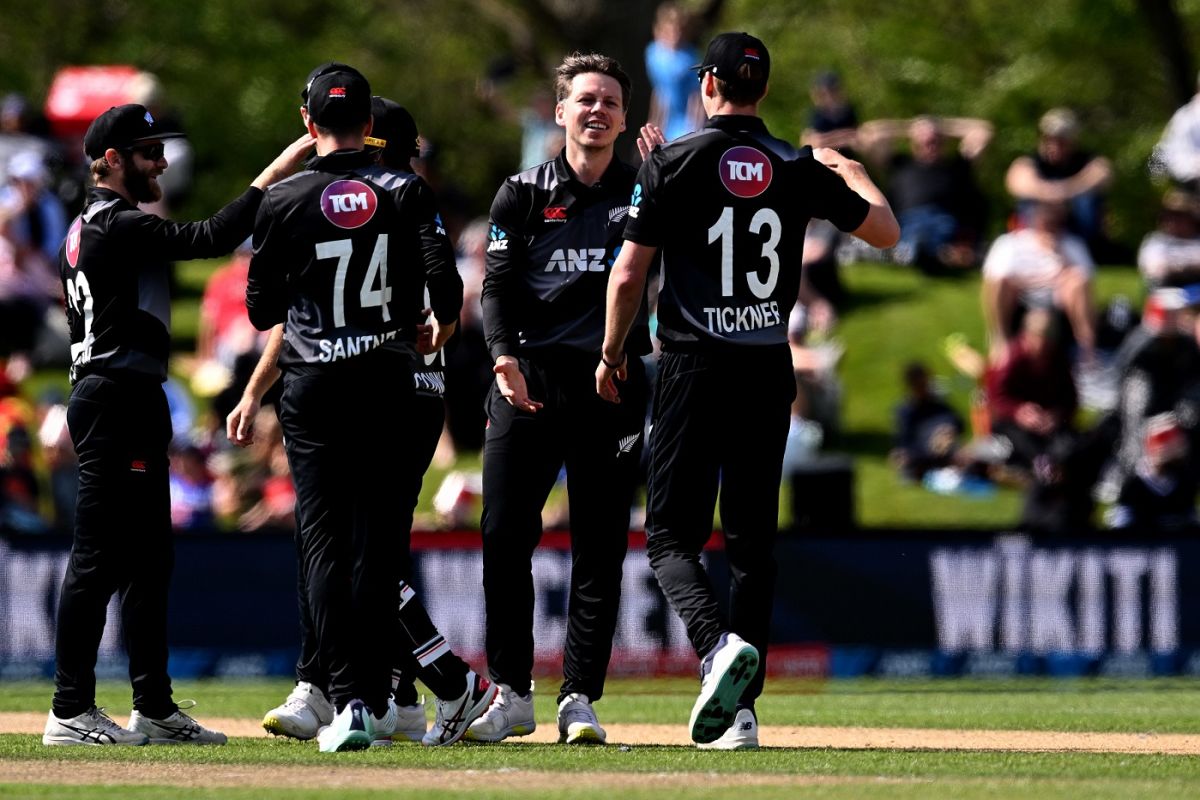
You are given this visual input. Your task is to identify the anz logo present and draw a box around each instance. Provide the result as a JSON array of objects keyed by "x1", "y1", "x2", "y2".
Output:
[
  {"x1": 629, "y1": 184, "x2": 644, "y2": 218},
  {"x1": 544, "y1": 248, "x2": 608, "y2": 272},
  {"x1": 487, "y1": 224, "x2": 508, "y2": 252}
]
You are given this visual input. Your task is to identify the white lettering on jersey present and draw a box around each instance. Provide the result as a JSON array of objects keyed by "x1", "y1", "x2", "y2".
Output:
[
  {"x1": 544, "y1": 248, "x2": 607, "y2": 272},
  {"x1": 329, "y1": 192, "x2": 369, "y2": 213},
  {"x1": 317, "y1": 329, "x2": 400, "y2": 362},
  {"x1": 728, "y1": 161, "x2": 764, "y2": 181},
  {"x1": 701, "y1": 301, "x2": 783, "y2": 334}
]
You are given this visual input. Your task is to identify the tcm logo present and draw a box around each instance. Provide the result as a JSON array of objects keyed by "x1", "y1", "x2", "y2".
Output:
[
  {"x1": 719, "y1": 146, "x2": 773, "y2": 198},
  {"x1": 543, "y1": 206, "x2": 568, "y2": 222},
  {"x1": 65, "y1": 217, "x2": 82, "y2": 268},
  {"x1": 320, "y1": 180, "x2": 378, "y2": 229},
  {"x1": 545, "y1": 248, "x2": 607, "y2": 272}
]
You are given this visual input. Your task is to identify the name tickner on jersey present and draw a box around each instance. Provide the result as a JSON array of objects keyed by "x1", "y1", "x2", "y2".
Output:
[
  {"x1": 703, "y1": 301, "x2": 782, "y2": 334},
  {"x1": 318, "y1": 329, "x2": 402, "y2": 362}
]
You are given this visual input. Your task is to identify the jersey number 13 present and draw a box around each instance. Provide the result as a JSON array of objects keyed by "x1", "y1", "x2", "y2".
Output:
[{"x1": 707, "y1": 206, "x2": 782, "y2": 299}]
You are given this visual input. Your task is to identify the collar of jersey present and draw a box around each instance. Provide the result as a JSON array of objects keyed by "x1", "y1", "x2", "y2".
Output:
[
  {"x1": 553, "y1": 149, "x2": 630, "y2": 194},
  {"x1": 305, "y1": 148, "x2": 377, "y2": 172},
  {"x1": 705, "y1": 114, "x2": 770, "y2": 135}
]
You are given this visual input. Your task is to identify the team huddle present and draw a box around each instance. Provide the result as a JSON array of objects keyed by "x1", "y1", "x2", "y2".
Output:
[{"x1": 44, "y1": 32, "x2": 898, "y2": 752}]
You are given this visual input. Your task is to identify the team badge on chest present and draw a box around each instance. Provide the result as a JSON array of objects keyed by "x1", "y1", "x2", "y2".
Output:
[
  {"x1": 718, "y1": 146, "x2": 772, "y2": 198},
  {"x1": 320, "y1": 179, "x2": 378, "y2": 229}
]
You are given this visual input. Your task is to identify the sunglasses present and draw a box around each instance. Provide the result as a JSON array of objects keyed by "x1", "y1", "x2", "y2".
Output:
[{"x1": 127, "y1": 143, "x2": 166, "y2": 161}]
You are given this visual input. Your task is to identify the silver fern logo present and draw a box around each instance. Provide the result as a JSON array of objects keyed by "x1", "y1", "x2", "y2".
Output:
[
  {"x1": 616, "y1": 433, "x2": 640, "y2": 456},
  {"x1": 609, "y1": 205, "x2": 630, "y2": 224}
]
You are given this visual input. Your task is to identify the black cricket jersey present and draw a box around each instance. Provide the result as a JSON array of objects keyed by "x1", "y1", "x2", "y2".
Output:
[
  {"x1": 59, "y1": 185, "x2": 263, "y2": 383},
  {"x1": 624, "y1": 115, "x2": 869, "y2": 350},
  {"x1": 482, "y1": 150, "x2": 651, "y2": 361},
  {"x1": 246, "y1": 149, "x2": 462, "y2": 369}
]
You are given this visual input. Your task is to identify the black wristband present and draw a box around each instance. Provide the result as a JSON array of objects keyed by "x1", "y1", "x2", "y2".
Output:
[{"x1": 600, "y1": 352, "x2": 626, "y2": 370}]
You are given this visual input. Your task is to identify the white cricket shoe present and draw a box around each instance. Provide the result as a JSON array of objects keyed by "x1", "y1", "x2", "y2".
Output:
[
  {"x1": 422, "y1": 670, "x2": 498, "y2": 746},
  {"x1": 262, "y1": 681, "x2": 334, "y2": 740},
  {"x1": 129, "y1": 706, "x2": 228, "y2": 745},
  {"x1": 464, "y1": 683, "x2": 536, "y2": 742},
  {"x1": 557, "y1": 693, "x2": 605, "y2": 744},
  {"x1": 689, "y1": 632, "x2": 759, "y2": 744},
  {"x1": 696, "y1": 707, "x2": 759, "y2": 750},
  {"x1": 43, "y1": 707, "x2": 148, "y2": 746},
  {"x1": 392, "y1": 696, "x2": 427, "y2": 743},
  {"x1": 316, "y1": 699, "x2": 374, "y2": 753}
]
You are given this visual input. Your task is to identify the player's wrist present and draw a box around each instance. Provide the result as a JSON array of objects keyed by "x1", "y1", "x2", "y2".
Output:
[{"x1": 600, "y1": 351, "x2": 626, "y2": 370}]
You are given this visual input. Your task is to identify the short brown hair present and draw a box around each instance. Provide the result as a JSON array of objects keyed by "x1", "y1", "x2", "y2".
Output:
[
  {"x1": 713, "y1": 62, "x2": 768, "y2": 106},
  {"x1": 555, "y1": 53, "x2": 632, "y2": 111}
]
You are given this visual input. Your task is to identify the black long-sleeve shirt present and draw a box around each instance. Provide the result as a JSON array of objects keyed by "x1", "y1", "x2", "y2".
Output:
[{"x1": 59, "y1": 185, "x2": 263, "y2": 382}]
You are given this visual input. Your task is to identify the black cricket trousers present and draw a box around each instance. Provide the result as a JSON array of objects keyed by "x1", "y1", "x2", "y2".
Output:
[
  {"x1": 645, "y1": 346, "x2": 794, "y2": 706},
  {"x1": 480, "y1": 352, "x2": 647, "y2": 702},
  {"x1": 53, "y1": 372, "x2": 176, "y2": 720}
]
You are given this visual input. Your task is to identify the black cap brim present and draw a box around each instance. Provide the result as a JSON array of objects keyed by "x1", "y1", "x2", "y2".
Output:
[{"x1": 129, "y1": 131, "x2": 186, "y2": 145}]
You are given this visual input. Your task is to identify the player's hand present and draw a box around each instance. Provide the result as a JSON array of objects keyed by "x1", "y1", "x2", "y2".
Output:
[
  {"x1": 813, "y1": 147, "x2": 867, "y2": 178},
  {"x1": 637, "y1": 124, "x2": 666, "y2": 161},
  {"x1": 595, "y1": 352, "x2": 627, "y2": 404},
  {"x1": 494, "y1": 356, "x2": 543, "y2": 413},
  {"x1": 226, "y1": 395, "x2": 262, "y2": 447},
  {"x1": 253, "y1": 134, "x2": 317, "y2": 189},
  {"x1": 416, "y1": 308, "x2": 457, "y2": 354}
]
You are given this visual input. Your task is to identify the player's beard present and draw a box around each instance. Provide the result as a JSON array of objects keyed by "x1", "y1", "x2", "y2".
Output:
[{"x1": 123, "y1": 161, "x2": 163, "y2": 205}]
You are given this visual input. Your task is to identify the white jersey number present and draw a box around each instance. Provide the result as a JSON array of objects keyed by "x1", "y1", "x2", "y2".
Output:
[
  {"x1": 708, "y1": 206, "x2": 782, "y2": 299},
  {"x1": 316, "y1": 234, "x2": 393, "y2": 328},
  {"x1": 65, "y1": 272, "x2": 96, "y2": 365}
]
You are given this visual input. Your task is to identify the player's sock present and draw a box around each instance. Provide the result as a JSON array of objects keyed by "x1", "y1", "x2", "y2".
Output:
[
  {"x1": 391, "y1": 668, "x2": 419, "y2": 706},
  {"x1": 395, "y1": 580, "x2": 470, "y2": 700}
]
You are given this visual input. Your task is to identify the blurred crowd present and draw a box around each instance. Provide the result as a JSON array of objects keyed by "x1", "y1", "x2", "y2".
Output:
[{"x1": 4, "y1": 6, "x2": 1200, "y2": 535}]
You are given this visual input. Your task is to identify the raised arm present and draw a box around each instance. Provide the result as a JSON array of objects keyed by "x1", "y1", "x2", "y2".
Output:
[{"x1": 813, "y1": 148, "x2": 899, "y2": 248}]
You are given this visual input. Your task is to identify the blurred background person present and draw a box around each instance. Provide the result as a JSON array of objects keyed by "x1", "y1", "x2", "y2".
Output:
[
  {"x1": 801, "y1": 70, "x2": 859, "y2": 154},
  {"x1": 981, "y1": 200, "x2": 1097, "y2": 361},
  {"x1": 1138, "y1": 189, "x2": 1200, "y2": 289},
  {"x1": 859, "y1": 115, "x2": 992, "y2": 271},
  {"x1": 645, "y1": 2, "x2": 704, "y2": 142},
  {"x1": 1006, "y1": 108, "x2": 1114, "y2": 259}
]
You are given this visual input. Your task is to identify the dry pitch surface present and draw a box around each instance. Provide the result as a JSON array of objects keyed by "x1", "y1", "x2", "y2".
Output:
[{"x1": 3, "y1": 710, "x2": 1200, "y2": 789}]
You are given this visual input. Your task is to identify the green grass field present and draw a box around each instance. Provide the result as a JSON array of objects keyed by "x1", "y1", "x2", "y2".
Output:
[{"x1": 2, "y1": 677, "x2": 1198, "y2": 798}]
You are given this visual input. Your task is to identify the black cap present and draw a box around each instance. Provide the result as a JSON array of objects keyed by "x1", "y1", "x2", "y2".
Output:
[
  {"x1": 306, "y1": 70, "x2": 372, "y2": 129},
  {"x1": 300, "y1": 61, "x2": 364, "y2": 102},
  {"x1": 83, "y1": 104, "x2": 184, "y2": 160},
  {"x1": 692, "y1": 32, "x2": 771, "y2": 83},
  {"x1": 369, "y1": 96, "x2": 420, "y2": 161}
]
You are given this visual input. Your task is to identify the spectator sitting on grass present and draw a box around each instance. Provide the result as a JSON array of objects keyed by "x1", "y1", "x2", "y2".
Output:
[
  {"x1": 1138, "y1": 189, "x2": 1200, "y2": 289},
  {"x1": 858, "y1": 115, "x2": 992, "y2": 271},
  {"x1": 982, "y1": 200, "x2": 1096, "y2": 361},
  {"x1": 1106, "y1": 411, "x2": 1199, "y2": 532},
  {"x1": 890, "y1": 362, "x2": 964, "y2": 481},
  {"x1": 1006, "y1": 108, "x2": 1114, "y2": 259}
]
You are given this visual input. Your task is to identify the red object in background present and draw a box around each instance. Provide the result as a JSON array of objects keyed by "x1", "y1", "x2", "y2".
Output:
[{"x1": 43, "y1": 65, "x2": 144, "y2": 140}]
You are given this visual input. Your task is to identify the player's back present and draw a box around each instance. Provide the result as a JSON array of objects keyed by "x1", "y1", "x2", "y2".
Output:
[
  {"x1": 250, "y1": 151, "x2": 427, "y2": 367},
  {"x1": 628, "y1": 116, "x2": 866, "y2": 349}
]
